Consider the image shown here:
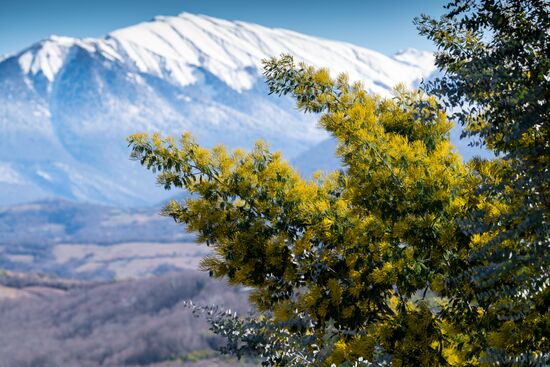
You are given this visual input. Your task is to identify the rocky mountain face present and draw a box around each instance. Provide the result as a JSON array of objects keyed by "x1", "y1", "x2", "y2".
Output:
[{"x1": 0, "y1": 12, "x2": 435, "y2": 207}]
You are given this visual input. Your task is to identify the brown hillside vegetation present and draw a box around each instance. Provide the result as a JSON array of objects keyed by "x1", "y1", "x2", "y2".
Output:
[{"x1": 0, "y1": 270, "x2": 254, "y2": 367}]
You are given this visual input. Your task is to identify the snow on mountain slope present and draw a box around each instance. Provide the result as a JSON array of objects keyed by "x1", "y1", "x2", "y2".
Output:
[
  {"x1": 17, "y1": 36, "x2": 78, "y2": 82},
  {"x1": 0, "y1": 12, "x2": 436, "y2": 207},
  {"x1": 108, "y1": 13, "x2": 434, "y2": 94},
  {"x1": 393, "y1": 48, "x2": 434, "y2": 76}
]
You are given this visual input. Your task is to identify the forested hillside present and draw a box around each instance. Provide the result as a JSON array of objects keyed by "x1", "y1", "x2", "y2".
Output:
[{"x1": 0, "y1": 270, "x2": 253, "y2": 366}]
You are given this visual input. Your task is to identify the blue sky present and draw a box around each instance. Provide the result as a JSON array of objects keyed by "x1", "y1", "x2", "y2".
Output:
[{"x1": 0, "y1": 0, "x2": 445, "y2": 57}]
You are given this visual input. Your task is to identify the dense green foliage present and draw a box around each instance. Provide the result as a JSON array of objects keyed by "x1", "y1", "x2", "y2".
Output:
[
  {"x1": 416, "y1": 0, "x2": 549, "y2": 364},
  {"x1": 129, "y1": 1, "x2": 549, "y2": 365}
]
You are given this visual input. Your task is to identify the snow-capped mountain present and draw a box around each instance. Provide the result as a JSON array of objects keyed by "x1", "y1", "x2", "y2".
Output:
[{"x1": 0, "y1": 12, "x2": 437, "y2": 207}]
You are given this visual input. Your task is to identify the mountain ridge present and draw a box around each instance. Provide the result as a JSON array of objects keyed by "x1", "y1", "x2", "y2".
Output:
[{"x1": 14, "y1": 13, "x2": 434, "y2": 94}]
